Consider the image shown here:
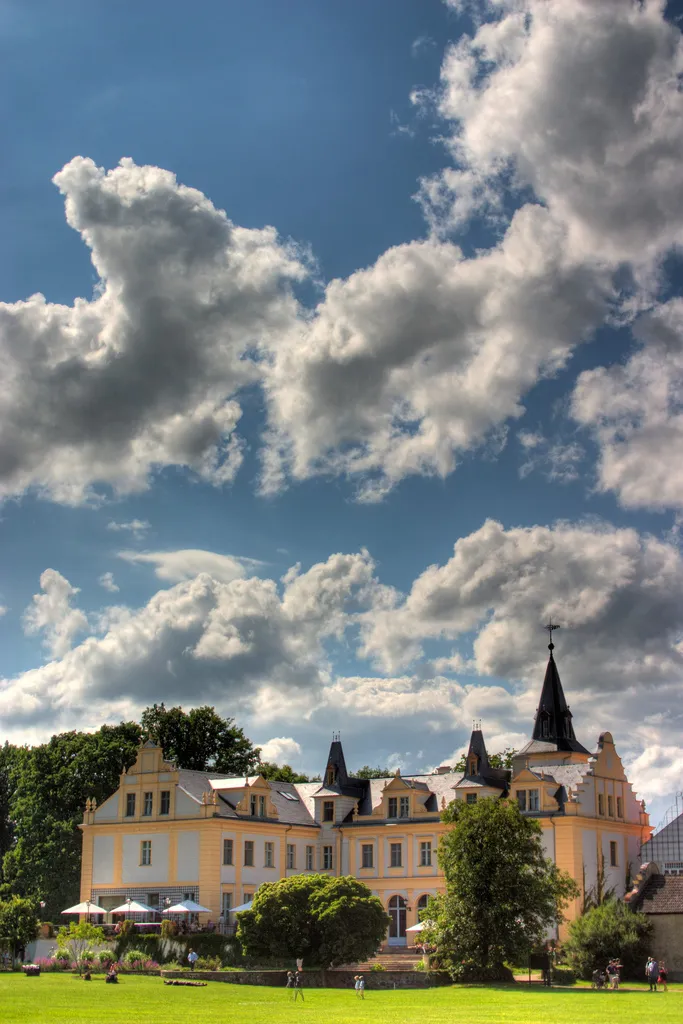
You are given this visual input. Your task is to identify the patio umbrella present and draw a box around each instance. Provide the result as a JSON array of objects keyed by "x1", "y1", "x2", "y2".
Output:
[
  {"x1": 406, "y1": 922, "x2": 426, "y2": 933},
  {"x1": 110, "y1": 899, "x2": 157, "y2": 915},
  {"x1": 61, "y1": 901, "x2": 105, "y2": 915},
  {"x1": 162, "y1": 900, "x2": 211, "y2": 914},
  {"x1": 228, "y1": 900, "x2": 253, "y2": 913}
]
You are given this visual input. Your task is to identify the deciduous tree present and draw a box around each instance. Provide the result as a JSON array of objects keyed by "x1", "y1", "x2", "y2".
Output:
[
  {"x1": 425, "y1": 797, "x2": 578, "y2": 981},
  {"x1": 0, "y1": 896, "x2": 39, "y2": 959},
  {"x1": 563, "y1": 898, "x2": 652, "y2": 980},
  {"x1": 237, "y1": 874, "x2": 390, "y2": 967},
  {"x1": 57, "y1": 920, "x2": 105, "y2": 974},
  {"x1": 140, "y1": 704, "x2": 260, "y2": 774}
]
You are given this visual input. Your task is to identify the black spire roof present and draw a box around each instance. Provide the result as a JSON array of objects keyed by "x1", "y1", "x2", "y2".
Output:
[
  {"x1": 455, "y1": 725, "x2": 509, "y2": 791},
  {"x1": 529, "y1": 645, "x2": 589, "y2": 755}
]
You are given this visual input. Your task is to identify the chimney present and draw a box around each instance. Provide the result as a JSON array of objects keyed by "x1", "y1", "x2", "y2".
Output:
[{"x1": 435, "y1": 765, "x2": 451, "y2": 775}]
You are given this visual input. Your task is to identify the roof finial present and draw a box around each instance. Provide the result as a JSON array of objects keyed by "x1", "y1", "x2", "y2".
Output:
[{"x1": 544, "y1": 619, "x2": 560, "y2": 652}]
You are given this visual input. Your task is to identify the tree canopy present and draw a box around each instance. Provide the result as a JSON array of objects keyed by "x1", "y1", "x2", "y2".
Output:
[
  {"x1": 57, "y1": 920, "x2": 106, "y2": 974},
  {"x1": 353, "y1": 765, "x2": 391, "y2": 779},
  {"x1": 141, "y1": 703, "x2": 260, "y2": 774},
  {"x1": 256, "y1": 762, "x2": 312, "y2": 783},
  {"x1": 237, "y1": 874, "x2": 390, "y2": 967},
  {"x1": 424, "y1": 796, "x2": 578, "y2": 981},
  {"x1": 563, "y1": 898, "x2": 652, "y2": 980}
]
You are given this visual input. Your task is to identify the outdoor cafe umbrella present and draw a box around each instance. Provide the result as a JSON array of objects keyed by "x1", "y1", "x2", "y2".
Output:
[
  {"x1": 228, "y1": 900, "x2": 253, "y2": 913},
  {"x1": 162, "y1": 900, "x2": 211, "y2": 914},
  {"x1": 61, "y1": 900, "x2": 105, "y2": 916},
  {"x1": 406, "y1": 922, "x2": 426, "y2": 933},
  {"x1": 110, "y1": 899, "x2": 157, "y2": 916}
]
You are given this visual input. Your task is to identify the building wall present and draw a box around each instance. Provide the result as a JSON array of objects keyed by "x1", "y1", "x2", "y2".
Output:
[{"x1": 649, "y1": 915, "x2": 683, "y2": 981}]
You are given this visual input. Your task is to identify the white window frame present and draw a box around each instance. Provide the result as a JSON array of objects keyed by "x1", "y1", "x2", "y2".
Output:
[
  {"x1": 223, "y1": 838, "x2": 233, "y2": 865},
  {"x1": 286, "y1": 844, "x2": 296, "y2": 870},
  {"x1": 264, "y1": 841, "x2": 274, "y2": 868},
  {"x1": 140, "y1": 840, "x2": 152, "y2": 866},
  {"x1": 420, "y1": 841, "x2": 432, "y2": 867},
  {"x1": 323, "y1": 845, "x2": 333, "y2": 870},
  {"x1": 390, "y1": 842, "x2": 402, "y2": 868}
]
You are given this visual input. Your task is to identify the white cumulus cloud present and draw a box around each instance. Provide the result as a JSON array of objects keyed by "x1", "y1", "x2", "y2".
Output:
[
  {"x1": 22, "y1": 569, "x2": 90, "y2": 659},
  {"x1": 118, "y1": 548, "x2": 264, "y2": 585},
  {"x1": 98, "y1": 571, "x2": 119, "y2": 593},
  {"x1": 0, "y1": 157, "x2": 306, "y2": 505},
  {"x1": 258, "y1": 736, "x2": 303, "y2": 764}
]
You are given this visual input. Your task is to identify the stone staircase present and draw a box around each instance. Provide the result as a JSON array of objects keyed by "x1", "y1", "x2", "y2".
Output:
[{"x1": 334, "y1": 947, "x2": 423, "y2": 973}]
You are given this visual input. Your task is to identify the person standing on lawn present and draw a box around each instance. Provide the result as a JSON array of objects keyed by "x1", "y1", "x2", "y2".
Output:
[
  {"x1": 658, "y1": 962, "x2": 668, "y2": 992},
  {"x1": 293, "y1": 971, "x2": 304, "y2": 1001},
  {"x1": 187, "y1": 948, "x2": 198, "y2": 969},
  {"x1": 358, "y1": 974, "x2": 365, "y2": 999},
  {"x1": 646, "y1": 956, "x2": 659, "y2": 991}
]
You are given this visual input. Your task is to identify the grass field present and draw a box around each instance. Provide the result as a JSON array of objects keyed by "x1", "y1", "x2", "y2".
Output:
[{"x1": 1, "y1": 974, "x2": 681, "y2": 1024}]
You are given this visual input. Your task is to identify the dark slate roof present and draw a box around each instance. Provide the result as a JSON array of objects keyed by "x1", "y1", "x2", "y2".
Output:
[
  {"x1": 177, "y1": 769, "x2": 236, "y2": 802},
  {"x1": 355, "y1": 772, "x2": 464, "y2": 816},
  {"x1": 634, "y1": 875, "x2": 683, "y2": 914},
  {"x1": 528, "y1": 648, "x2": 590, "y2": 755},
  {"x1": 457, "y1": 728, "x2": 510, "y2": 792}
]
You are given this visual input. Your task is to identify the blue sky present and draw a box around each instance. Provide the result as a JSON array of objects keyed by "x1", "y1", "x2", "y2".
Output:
[{"x1": 1, "y1": 0, "x2": 683, "y2": 825}]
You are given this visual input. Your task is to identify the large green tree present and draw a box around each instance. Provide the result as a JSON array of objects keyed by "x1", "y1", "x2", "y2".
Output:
[
  {"x1": 141, "y1": 704, "x2": 260, "y2": 774},
  {"x1": 2, "y1": 722, "x2": 142, "y2": 918},
  {"x1": 0, "y1": 744, "x2": 17, "y2": 884},
  {"x1": 563, "y1": 898, "x2": 652, "y2": 980},
  {"x1": 237, "y1": 874, "x2": 390, "y2": 967},
  {"x1": 0, "y1": 896, "x2": 39, "y2": 959},
  {"x1": 425, "y1": 797, "x2": 578, "y2": 981}
]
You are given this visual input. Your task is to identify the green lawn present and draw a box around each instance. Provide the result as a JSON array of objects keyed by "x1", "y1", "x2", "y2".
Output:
[{"x1": 1, "y1": 974, "x2": 680, "y2": 1024}]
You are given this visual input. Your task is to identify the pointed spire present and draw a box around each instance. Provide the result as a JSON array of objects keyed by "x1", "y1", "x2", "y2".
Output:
[
  {"x1": 464, "y1": 726, "x2": 490, "y2": 778},
  {"x1": 323, "y1": 735, "x2": 349, "y2": 788},
  {"x1": 531, "y1": 631, "x2": 589, "y2": 754}
]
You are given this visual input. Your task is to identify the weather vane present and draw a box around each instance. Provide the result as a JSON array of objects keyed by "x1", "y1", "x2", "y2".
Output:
[{"x1": 544, "y1": 620, "x2": 560, "y2": 650}]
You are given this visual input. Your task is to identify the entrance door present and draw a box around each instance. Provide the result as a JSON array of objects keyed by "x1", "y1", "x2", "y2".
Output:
[{"x1": 387, "y1": 895, "x2": 407, "y2": 946}]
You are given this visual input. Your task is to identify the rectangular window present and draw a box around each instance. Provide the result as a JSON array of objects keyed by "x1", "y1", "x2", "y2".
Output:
[
  {"x1": 466, "y1": 792, "x2": 477, "y2": 805},
  {"x1": 323, "y1": 845, "x2": 333, "y2": 870},
  {"x1": 125, "y1": 793, "x2": 136, "y2": 817},
  {"x1": 420, "y1": 841, "x2": 432, "y2": 867},
  {"x1": 617, "y1": 796, "x2": 623, "y2": 818},
  {"x1": 221, "y1": 892, "x2": 232, "y2": 917},
  {"x1": 388, "y1": 797, "x2": 398, "y2": 818},
  {"x1": 223, "y1": 838, "x2": 233, "y2": 865},
  {"x1": 516, "y1": 790, "x2": 527, "y2": 811},
  {"x1": 250, "y1": 795, "x2": 257, "y2": 817},
  {"x1": 244, "y1": 840, "x2": 254, "y2": 866},
  {"x1": 243, "y1": 892, "x2": 252, "y2": 904},
  {"x1": 390, "y1": 842, "x2": 402, "y2": 868},
  {"x1": 305, "y1": 845, "x2": 314, "y2": 871},
  {"x1": 286, "y1": 844, "x2": 296, "y2": 870},
  {"x1": 323, "y1": 800, "x2": 334, "y2": 822},
  {"x1": 264, "y1": 841, "x2": 274, "y2": 868},
  {"x1": 140, "y1": 840, "x2": 151, "y2": 866},
  {"x1": 159, "y1": 790, "x2": 170, "y2": 815},
  {"x1": 147, "y1": 892, "x2": 159, "y2": 910},
  {"x1": 528, "y1": 789, "x2": 540, "y2": 812},
  {"x1": 607, "y1": 795, "x2": 614, "y2": 817},
  {"x1": 598, "y1": 793, "x2": 605, "y2": 816},
  {"x1": 361, "y1": 844, "x2": 374, "y2": 868},
  {"x1": 610, "y1": 841, "x2": 618, "y2": 867},
  {"x1": 142, "y1": 791, "x2": 153, "y2": 816},
  {"x1": 399, "y1": 796, "x2": 410, "y2": 818},
  {"x1": 259, "y1": 795, "x2": 266, "y2": 818}
]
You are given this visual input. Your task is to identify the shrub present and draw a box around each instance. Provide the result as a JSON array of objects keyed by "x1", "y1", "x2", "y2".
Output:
[
  {"x1": 194, "y1": 955, "x2": 221, "y2": 971},
  {"x1": 564, "y1": 899, "x2": 652, "y2": 980},
  {"x1": 413, "y1": 960, "x2": 425, "y2": 971},
  {"x1": 449, "y1": 961, "x2": 514, "y2": 983},
  {"x1": 370, "y1": 963, "x2": 386, "y2": 972},
  {"x1": 551, "y1": 966, "x2": 576, "y2": 985},
  {"x1": 160, "y1": 919, "x2": 177, "y2": 939},
  {"x1": 122, "y1": 949, "x2": 149, "y2": 967},
  {"x1": 97, "y1": 950, "x2": 115, "y2": 965}
]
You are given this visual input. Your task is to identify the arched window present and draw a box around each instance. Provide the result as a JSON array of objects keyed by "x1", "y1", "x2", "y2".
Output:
[
  {"x1": 388, "y1": 894, "x2": 407, "y2": 938},
  {"x1": 417, "y1": 894, "x2": 430, "y2": 919}
]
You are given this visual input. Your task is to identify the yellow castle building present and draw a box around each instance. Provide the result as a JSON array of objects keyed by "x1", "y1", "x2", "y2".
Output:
[{"x1": 79, "y1": 642, "x2": 651, "y2": 942}]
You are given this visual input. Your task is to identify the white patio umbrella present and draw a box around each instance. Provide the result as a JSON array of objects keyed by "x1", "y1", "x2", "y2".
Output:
[
  {"x1": 61, "y1": 900, "x2": 105, "y2": 915},
  {"x1": 110, "y1": 899, "x2": 157, "y2": 915},
  {"x1": 229, "y1": 900, "x2": 253, "y2": 913},
  {"x1": 162, "y1": 899, "x2": 211, "y2": 914}
]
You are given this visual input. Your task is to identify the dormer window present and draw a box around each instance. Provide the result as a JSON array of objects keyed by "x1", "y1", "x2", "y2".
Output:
[
  {"x1": 323, "y1": 800, "x2": 334, "y2": 822},
  {"x1": 325, "y1": 767, "x2": 335, "y2": 787},
  {"x1": 541, "y1": 716, "x2": 550, "y2": 739},
  {"x1": 250, "y1": 794, "x2": 266, "y2": 817},
  {"x1": 468, "y1": 756, "x2": 478, "y2": 776},
  {"x1": 388, "y1": 797, "x2": 397, "y2": 818}
]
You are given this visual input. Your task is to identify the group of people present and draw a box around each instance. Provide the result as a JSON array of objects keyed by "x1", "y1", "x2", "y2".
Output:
[
  {"x1": 645, "y1": 957, "x2": 668, "y2": 991},
  {"x1": 285, "y1": 971, "x2": 305, "y2": 1000}
]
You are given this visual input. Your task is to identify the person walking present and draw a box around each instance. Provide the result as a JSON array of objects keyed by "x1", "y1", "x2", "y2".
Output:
[
  {"x1": 187, "y1": 948, "x2": 198, "y2": 969},
  {"x1": 293, "y1": 971, "x2": 304, "y2": 1001},
  {"x1": 658, "y1": 961, "x2": 668, "y2": 992},
  {"x1": 285, "y1": 971, "x2": 294, "y2": 998},
  {"x1": 646, "y1": 956, "x2": 659, "y2": 991},
  {"x1": 358, "y1": 974, "x2": 365, "y2": 999}
]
